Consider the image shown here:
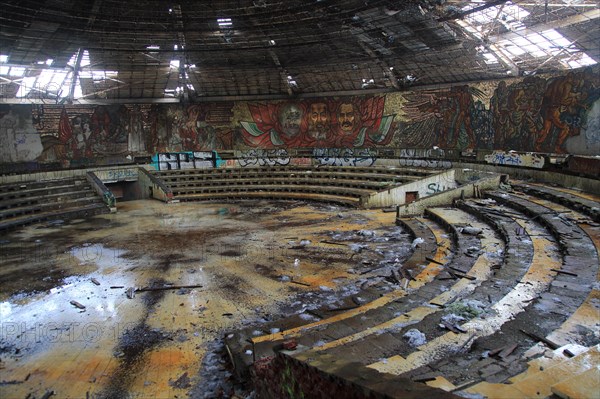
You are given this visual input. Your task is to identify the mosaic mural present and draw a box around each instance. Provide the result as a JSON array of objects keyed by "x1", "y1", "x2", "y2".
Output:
[
  {"x1": 239, "y1": 96, "x2": 395, "y2": 148},
  {"x1": 0, "y1": 67, "x2": 598, "y2": 170}
]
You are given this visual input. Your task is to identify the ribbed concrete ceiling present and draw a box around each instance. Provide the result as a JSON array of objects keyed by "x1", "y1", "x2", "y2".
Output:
[{"x1": 0, "y1": 0, "x2": 597, "y2": 102}]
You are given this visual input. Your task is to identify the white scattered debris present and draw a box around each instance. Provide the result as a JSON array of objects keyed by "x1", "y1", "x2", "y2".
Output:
[
  {"x1": 293, "y1": 259, "x2": 300, "y2": 267},
  {"x1": 245, "y1": 350, "x2": 253, "y2": 355},
  {"x1": 280, "y1": 275, "x2": 291, "y2": 282},
  {"x1": 252, "y1": 330, "x2": 263, "y2": 336},
  {"x1": 357, "y1": 230, "x2": 376, "y2": 237},
  {"x1": 314, "y1": 340, "x2": 326, "y2": 347},
  {"x1": 319, "y1": 285, "x2": 333, "y2": 292},
  {"x1": 403, "y1": 328, "x2": 427, "y2": 347},
  {"x1": 300, "y1": 240, "x2": 311, "y2": 246},
  {"x1": 299, "y1": 312, "x2": 317, "y2": 321},
  {"x1": 461, "y1": 227, "x2": 483, "y2": 235},
  {"x1": 441, "y1": 313, "x2": 466, "y2": 325},
  {"x1": 378, "y1": 358, "x2": 389, "y2": 364},
  {"x1": 270, "y1": 327, "x2": 280, "y2": 334},
  {"x1": 350, "y1": 243, "x2": 368, "y2": 252},
  {"x1": 411, "y1": 238, "x2": 424, "y2": 248}
]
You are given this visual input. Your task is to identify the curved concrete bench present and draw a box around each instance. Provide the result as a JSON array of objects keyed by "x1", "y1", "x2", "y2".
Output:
[
  {"x1": 367, "y1": 209, "x2": 562, "y2": 379},
  {"x1": 459, "y1": 196, "x2": 600, "y2": 398},
  {"x1": 156, "y1": 169, "x2": 423, "y2": 186},
  {"x1": 514, "y1": 183, "x2": 600, "y2": 222},
  {"x1": 398, "y1": 192, "x2": 599, "y2": 393},
  {"x1": 166, "y1": 177, "x2": 394, "y2": 191},
  {"x1": 174, "y1": 191, "x2": 362, "y2": 207}
]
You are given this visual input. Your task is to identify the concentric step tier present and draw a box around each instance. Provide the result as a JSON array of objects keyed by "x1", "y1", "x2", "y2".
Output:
[{"x1": 0, "y1": 177, "x2": 111, "y2": 231}]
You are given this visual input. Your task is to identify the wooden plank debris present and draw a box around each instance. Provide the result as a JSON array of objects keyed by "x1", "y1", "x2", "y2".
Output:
[
  {"x1": 425, "y1": 256, "x2": 445, "y2": 266},
  {"x1": 320, "y1": 240, "x2": 347, "y2": 246},
  {"x1": 519, "y1": 329, "x2": 560, "y2": 350},
  {"x1": 69, "y1": 300, "x2": 86, "y2": 310},
  {"x1": 498, "y1": 343, "x2": 518, "y2": 358},
  {"x1": 289, "y1": 280, "x2": 311, "y2": 287},
  {"x1": 550, "y1": 268, "x2": 578, "y2": 277},
  {"x1": 135, "y1": 284, "x2": 203, "y2": 292}
]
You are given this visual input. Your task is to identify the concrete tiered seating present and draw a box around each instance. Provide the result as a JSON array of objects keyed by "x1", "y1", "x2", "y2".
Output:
[
  {"x1": 513, "y1": 182, "x2": 600, "y2": 222},
  {"x1": 226, "y1": 183, "x2": 600, "y2": 398},
  {"x1": 153, "y1": 166, "x2": 435, "y2": 207},
  {"x1": 225, "y1": 214, "x2": 453, "y2": 377},
  {"x1": 227, "y1": 207, "x2": 504, "y2": 373},
  {"x1": 0, "y1": 177, "x2": 111, "y2": 231}
]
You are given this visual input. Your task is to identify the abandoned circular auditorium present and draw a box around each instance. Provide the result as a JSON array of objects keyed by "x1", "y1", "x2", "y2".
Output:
[{"x1": 0, "y1": 1, "x2": 598, "y2": 398}]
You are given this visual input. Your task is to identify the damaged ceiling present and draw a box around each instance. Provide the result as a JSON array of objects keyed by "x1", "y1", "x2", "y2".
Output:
[{"x1": 0, "y1": 0, "x2": 598, "y2": 102}]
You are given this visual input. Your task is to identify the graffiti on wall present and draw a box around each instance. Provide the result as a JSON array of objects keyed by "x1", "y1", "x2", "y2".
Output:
[
  {"x1": 426, "y1": 182, "x2": 454, "y2": 195},
  {"x1": 240, "y1": 97, "x2": 395, "y2": 148},
  {"x1": 484, "y1": 151, "x2": 545, "y2": 168},
  {"x1": 313, "y1": 148, "x2": 377, "y2": 167},
  {"x1": 151, "y1": 151, "x2": 215, "y2": 170},
  {"x1": 237, "y1": 149, "x2": 291, "y2": 167},
  {"x1": 398, "y1": 158, "x2": 453, "y2": 169}
]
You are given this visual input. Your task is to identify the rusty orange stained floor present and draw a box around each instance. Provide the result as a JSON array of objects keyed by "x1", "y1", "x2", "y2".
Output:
[{"x1": 0, "y1": 199, "x2": 401, "y2": 399}]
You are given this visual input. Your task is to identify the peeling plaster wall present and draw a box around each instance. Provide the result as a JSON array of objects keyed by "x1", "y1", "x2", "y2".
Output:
[
  {"x1": 0, "y1": 105, "x2": 43, "y2": 163},
  {"x1": 0, "y1": 67, "x2": 598, "y2": 172}
]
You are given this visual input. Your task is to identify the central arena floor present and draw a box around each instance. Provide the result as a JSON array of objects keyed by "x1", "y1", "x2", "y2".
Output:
[{"x1": 0, "y1": 199, "x2": 407, "y2": 398}]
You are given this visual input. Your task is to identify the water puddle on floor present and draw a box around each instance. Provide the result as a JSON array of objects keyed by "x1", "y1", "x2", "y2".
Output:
[{"x1": 0, "y1": 199, "x2": 408, "y2": 398}]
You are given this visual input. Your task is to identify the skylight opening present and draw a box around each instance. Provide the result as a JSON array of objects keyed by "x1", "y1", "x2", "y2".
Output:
[
  {"x1": 68, "y1": 50, "x2": 91, "y2": 68},
  {"x1": 563, "y1": 53, "x2": 597, "y2": 68},
  {"x1": 0, "y1": 66, "x2": 9, "y2": 75},
  {"x1": 217, "y1": 18, "x2": 233, "y2": 28},
  {"x1": 464, "y1": 1, "x2": 529, "y2": 31},
  {"x1": 146, "y1": 45, "x2": 160, "y2": 51},
  {"x1": 0, "y1": 54, "x2": 8, "y2": 63},
  {"x1": 457, "y1": 2, "x2": 597, "y2": 71},
  {"x1": 170, "y1": 59, "x2": 180, "y2": 69},
  {"x1": 16, "y1": 76, "x2": 36, "y2": 97},
  {"x1": 483, "y1": 53, "x2": 499, "y2": 64},
  {"x1": 361, "y1": 78, "x2": 375, "y2": 88},
  {"x1": 9, "y1": 67, "x2": 25, "y2": 77},
  {"x1": 287, "y1": 75, "x2": 297, "y2": 86}
]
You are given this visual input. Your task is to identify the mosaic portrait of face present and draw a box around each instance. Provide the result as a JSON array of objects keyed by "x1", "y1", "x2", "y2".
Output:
[
  {"x1": 278, "y1": 103, "x2": 303, "y2": 137},
  {"x1": 308, "y1": 102, "x2": 330, "y2": 139},
  {"x1": 337, "y1": 103, "x2": 356, "y2": 133}
]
